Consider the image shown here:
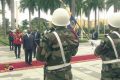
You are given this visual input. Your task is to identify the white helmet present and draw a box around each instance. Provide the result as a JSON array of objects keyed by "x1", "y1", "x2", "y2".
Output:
[
  {"x1": 52, "y1": 8, "x2": 70, "y2": 26},
  {"x1": 108, "y1": 12, "x2": 120, "y2": 28}
]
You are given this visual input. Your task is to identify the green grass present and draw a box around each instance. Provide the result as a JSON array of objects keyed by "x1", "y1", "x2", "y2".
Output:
[
  {"x1": 79, "y1": 34, "x2": 104, "y2": 43},
  {"x1": 0, "y1": 33, "x2": 105, "y2": 46},
  {"x1": 0, "y1": 35, "x2": 9, "y2": 46},
  {"x1": 98, "y1": 34, "x2": 104, "y2": 39},
  {"x1": 79, "y1": 38, "x2": 88, "y2": 43}
]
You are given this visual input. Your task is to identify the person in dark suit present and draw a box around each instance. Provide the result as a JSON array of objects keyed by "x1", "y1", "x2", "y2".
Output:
[
  {"x1": 32, "y1": 29, "x2": 41, "y2": 58},
  {"x1": 23, "y1": 29, "x2": 34, "y2": 65}
]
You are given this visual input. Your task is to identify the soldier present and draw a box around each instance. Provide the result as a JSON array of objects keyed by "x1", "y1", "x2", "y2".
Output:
[
  {"x1": 94, "y1": 12, "x2": 120, "y2": 80},
  {"x1": 36, "y1": 8, "x2": 79, "y2": 80}
]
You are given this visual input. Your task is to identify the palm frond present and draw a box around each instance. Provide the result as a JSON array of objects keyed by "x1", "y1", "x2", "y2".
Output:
[
  {"x1": 6, "y1": 0, "x2": 11, "y2": 9},
  {"x1": 106, "y1": 0, "x2": 120, "y2": 12}
]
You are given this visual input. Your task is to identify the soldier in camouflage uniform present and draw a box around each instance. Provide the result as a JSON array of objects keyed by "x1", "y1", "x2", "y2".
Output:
[
  {"x1": 36, "y1": 8, "x2": 79, "y2": 80},
  {"x1": 94, "y1": 13, "x2": 120, "y2": 80}
]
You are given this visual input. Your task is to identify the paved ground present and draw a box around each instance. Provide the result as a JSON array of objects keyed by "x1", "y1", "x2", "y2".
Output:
[
  {"x1": 0, "y1": 60, "x2": 102, "y2": 80},
  {"x1": 0, "y1": 40, "x2": 99, "y2": 63},
  {"x1": 0, "y1": 40, "x2": 102, "y2": 80}
]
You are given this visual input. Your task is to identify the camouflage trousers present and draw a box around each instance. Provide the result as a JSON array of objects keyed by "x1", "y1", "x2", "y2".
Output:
[
  {"x1": 101, "y1": 71, "x2": 120, "y2": 80},
  {"x1": 44, "y1": 68, "x2": 73, "y2": 80}
]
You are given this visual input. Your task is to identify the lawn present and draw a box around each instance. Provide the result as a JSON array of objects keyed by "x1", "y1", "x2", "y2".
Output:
[
  {"x1": 0, "y1": 35, "x2": 9, "y2": 46},
  {"x1": 0, "y1": 34, "x2": 104, "y2": 46}
]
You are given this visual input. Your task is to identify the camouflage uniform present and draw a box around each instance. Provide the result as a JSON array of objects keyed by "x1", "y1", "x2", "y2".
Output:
[
  {"x1": 36, "y1": 26, "x2": 79, "y2": 80},
  {"x1": 95, "y1": 31, "x2": 120, "y2": 80}
]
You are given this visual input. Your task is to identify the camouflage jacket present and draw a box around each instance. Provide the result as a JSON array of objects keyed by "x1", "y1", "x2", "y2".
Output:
[
  {"x1": 94, "y1": 31, "x2": 120, "y2": 77},
  {"x1": 36, "y1": 26, "x2": 79, "y2": 66}
]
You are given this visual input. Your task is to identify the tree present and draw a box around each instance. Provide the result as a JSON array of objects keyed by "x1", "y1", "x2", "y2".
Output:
[
  {"x1": 1, "y1": 0, "x2": 15, "y2": 29},
  {"x1": 64, "y1": 0, "x2": 72, "y2": 7},
  {"x1": 21, "y1": 19, "x2": 28, "y2": 30},
  {"x1": 0, "y1": 9, "x2": 2, "y2": 14},
  {"x1": 76, "y1": 0, "x2": 84, "y2": 16},
  {"x1": 0, "y1": 0, "x2": 11, "y2": 37},
  {"x1": 20, "y1": 0, "x2": 36, "y2": 27},
  {"x1": 10, "y1": 0, "x2": 15, "y2": 29},
  {"x1": 35, "y1": 0, "x2": 42, "y2": 18},
  {"x1": 75, "y1": 0, "x2": 85, "y2": 39},
  {"x1": 63, "y1": 0, "x2": 76, "y2": 16},
  {"x1": 106, "y1": 0, "x2": 120, "y2": 12},
  {"x1": 1, "y1": 0, "x2": 6, "y2": 37},
  {"x1": 40, "y1": 0, "x2": 61, "y2": 14},
  {"x1": 31, "y1": 17, "x2": 48, "y2": 32},
  {"x1": 71, "y1": 0, "x2": 76, "y2": 17},
  {"x1": 83, "y1": 0, "x2": 92, "y2": 36},
  {"x1": 90, "y1": 0, "x2": 105, "y2": 32}
]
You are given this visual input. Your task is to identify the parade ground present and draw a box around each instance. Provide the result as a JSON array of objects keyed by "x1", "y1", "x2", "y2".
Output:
[{"x1": 0, "y1": 40, "x2": 102, "y2": 80}]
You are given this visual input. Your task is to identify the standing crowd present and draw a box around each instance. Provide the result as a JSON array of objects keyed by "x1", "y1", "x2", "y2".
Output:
[{"x1": 8, "y1": 28, "x2": 41, "y2": 65}]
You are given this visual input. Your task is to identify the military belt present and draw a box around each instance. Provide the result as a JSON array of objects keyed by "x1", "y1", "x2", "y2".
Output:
[
  {"x1": 47, "y1": 63, "x2": 71, "y2": 71},
  {"x1": 103, "y1": 59, "x2": 120, "y2": 64}
]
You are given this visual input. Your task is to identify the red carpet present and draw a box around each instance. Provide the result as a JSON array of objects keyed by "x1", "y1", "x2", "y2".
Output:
[
  {"x1": 71, "y1": 54, "x2": 98, "y2": 62},
  {"x1": 0, "y1": 54, "x2": 98, "y2": 72}
]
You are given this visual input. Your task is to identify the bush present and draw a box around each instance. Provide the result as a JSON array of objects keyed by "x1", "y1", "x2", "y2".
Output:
[{"x1": 0, "y1": 35, "x2": 9, "y2": 46}]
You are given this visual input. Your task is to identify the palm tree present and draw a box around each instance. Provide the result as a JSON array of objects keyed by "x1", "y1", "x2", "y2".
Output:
[
  {"x1": 1, "y1": 0, "x2": 15, "y2": 29},
  {"x1": 106, "y1": 0, "x2": 120, "y2": 12},
  {"x1": 71, "y1": 0, "x2": 76, "y2": 17},
  {"x1": 36, "y1": 0, "x2": 42, "y2": 18},
  {"x1": 10, "y1": 0, "x2": 15, "y2": 29},
  {"x1": 90, "y1": 0, "x2": 105, "y2": 32},
  {"x1": 0, "y1": 9, "x2": 2, "y2": 14},
  {"x1": 20, "y1": 0, "x2": 36, "y2": 27},
  {"x1": 1, "y1": 0, "x2": 6, "y2": 37},
  {"x1": 76, "y1": 0, "x2": 84, "y2": 17},
  {"x1": 83, "y1": 0, "x2": 92, "y2": 36},
  {"x1": 64, "y1": 0, "x2": 72, "y2": 7},
  {"x1": 0, "y1": 0, "x2": 11, "y2": 37},
  {"x1": 40, "y1": 0, "x2": 61, "y2": 14},
  {"x1": 75, "y1": 0, "x2": 84, "y2": 39},
  {"x1": 64, "y1": 0, "x2": 76, "y2": 16}
]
